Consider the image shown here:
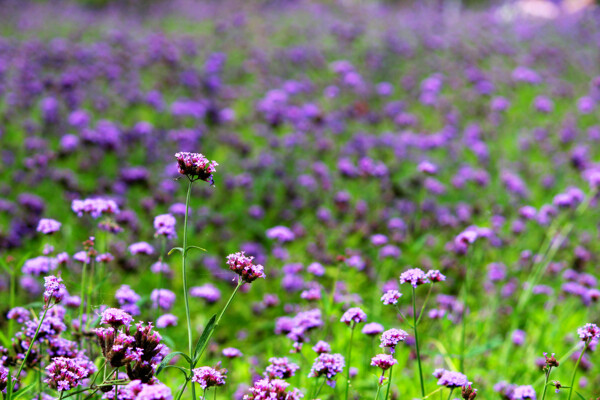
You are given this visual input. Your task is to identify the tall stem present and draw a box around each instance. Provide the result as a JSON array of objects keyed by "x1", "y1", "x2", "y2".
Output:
[
  {"x1": 78, "y1": 260, "x2": 88, "y2": 333},
  {"x1": 384, "y1": 364, "x2": 393, "y2": 400},
  {"x1": 568, "y1": 341, "x2": 589, "y2": 400},
  {"x1": 12, "y1": 306, "x2": 50, "y2": 393},
  {"x1": 413, "y1": 287, "x2": 425, "y2": 397},
  {"x1": 460, "y1": 253, "x2": 470, "y2": 372},
  {"x1": 540, "y1": 367, "x2": 551, "y2": 400},
  {"x1": 345, "y1": 325, "x2": 355, "y2": 400},
  {"x1": 374, "y1": 383, "x2": 382, "y2": 400},
  {"x1": 446, "y1": 388, "x2": 454, "y2": 400},
  {"x1": 182, "y1": 179, "x2": 195, "y2": 400},
  {"x1": 216, "y1": 282, "x2": 243, "y2": 326}
]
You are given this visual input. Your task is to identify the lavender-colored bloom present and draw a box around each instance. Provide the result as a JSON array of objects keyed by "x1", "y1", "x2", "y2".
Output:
[
  {"x1": 190, "y1": 284, "x2": 221, "y2": 303},
  {"x1": 381, "y1": 290, "x2": 402, "y2": 305},
  {"x1": 129, "y1": 242, "x2": 155, "y2": 255},
  {"x1": 266, "y1": 226, "x2": 295, "y2": 242},
  {"x1": 37, "y1": 218, "x2": 61, "y2": 234},
  {"x1": 512, "y1": 329, "x2": 526, "y2": 346},
  {"x1": 156, "y1": 314, "x2": 178, "y2": 328},
  {"x1": 151, "y1": 289, "x2": 176, "y2": 311},
  {"x1": 122, "y1": 380, "x2": 172, "y2": 400},
  {"x1": 340, "y1": 307, "x2": 367, "y2": 326},
  {"x1": 425, "y1": 270, "x2": 446, "y2": 283},
  {"x1": 371, "y1": 354, "x2": 397, "y2": 370},
  {"x1": 222, "y1": 347, "x2": 243, "y2": 358},
  {"x1": 399, "y1": 268, "x2": 429, "y2": 287},
  {"x1": 312, "y1": 341, "x2": 331, "y2": 354},
  {"x1": 175, "y1": 152, "x2": 218, "y2": 185},
  {"x1": 380, "y1": 329, "x2": 409, "y2": 353},
  {"x1": 512, "y1": 385, "x2": 536, "y2": 400},
  {"x1": 226, "y1": 251, "x2": 266, "y2": 283},
  {"x1": 22, "y1": 256, "x2": 58, "y2": 276},
  {"x1": 154, "y1": 214, "x2": 177, "y2": 239},
  {"x1": 362, "y1": 322, "x2": 384, "y2": 336},
  {"x1": 43, "y1": 275, "x2": 65, "y2": 306},
  {"x1": 45, "y1": 356, "x2": 94, "y2": 391},
  {"x1": 191, "y1": 366, "x2": 227, "y2": 389},
  {"x1": 243, "y1": 378, "x2": 303, "y2": 400},
  {"x1": 577, "y1": 323, "x2": 600, "y2": 341},
  {"x1": 370, "y1": 234, "x2": 388, "y2": 246},
  {"x1": 307, "y1": 262, "x2": 325, "y2": 276},
  {"x1": 73, "y1": 251, "x2": 90, "y2": 264},
  {"x1": 7, "y1": 307, "x2": 30, "y2": 323},
  {"x1": 265, "y1": 357, "x2": 300, "y2": 379},
  {"x1": 71, "y1": 198, "x2": 120, "y2": 218},
  {"x1": 308, "y1": 353, "x2": 345, "y2": 387},
  {"x1": 435, "y1": 369, "x2": 469, "y2": 388},
  {"x1": 417, "y1": 161, "x2": 437, "y2": 175},
  {"x1": 100, "y1": 308, "x2": 133, "y2": 328},
  {"x1": 115, "y1": 285, "x2": 141, "y2": 305}
]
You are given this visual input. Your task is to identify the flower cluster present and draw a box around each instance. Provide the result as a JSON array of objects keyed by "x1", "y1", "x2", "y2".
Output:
[
  {"x1": 36, "y1": 218, "x2": 61, "y2": 234},
  {"x1": 434, "y1": 369, "x2": 469, "y2": 388},
  {"x1": 577, "y1": 323, "x2": 600, "y2": 341},
  {"x1": 175, "y1": 152, "x2": 218, "y2": 184},
  {"x1": 191, "y1": 365, "x2": 227, "y2": 389},
  {"x1": 340, "y1": 307, "x2": 367, "y2": 326},
  {"x1": 153, "y1": 214, "x2": 177, "y2": 239},
  {"x1": 243, "y1": 378, "x2": 303, "y2": 400},
  {"x1": 43, "y1": 275, "x2": 65, "y2": 306},
  {"x1": 71, "y1": 198, "x2": 120, "y2": 218},
  {"x1": 308, "y1": 353, "x2": 345, "y2": 387},
  {"x1": 265, "y1": 357, "x2": 300, "y2": 379},
  {"x1": 380, "y1": 328, "x2": 409, "y2": 353},
  {"x1": 45, "y1": 356, "x2": 94, "y2": 391},
  {"x1": 226, "y1": 251, "x2": 266, "y2": 283}
]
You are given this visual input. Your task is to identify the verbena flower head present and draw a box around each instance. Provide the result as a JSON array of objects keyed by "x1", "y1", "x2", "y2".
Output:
[
  {"x1": 362, "y1": 322, "x2": 384, "y2": 336},
  {"x1": 434, "y1": 369, "x2": 469, "y2": 388},
  {"x1": 71, "y1": 198, "x2": 120, "y2": 218},
  {"x1": 399, "y1": 268, "x2": 429, "y2": 287},
  {"x1": 312, "y1": 341, "x2": 331, "y2": 354},
  {"x1": 43, "y1": 275, "x2": 65, "y2": 306},
  {"x1": 370, "y1": 354, "x2": 397, "y2": 371},
  {"x1": 100, "y1": 308, "x2": 133, "y2": 328},
  {"x1": 380, "y1": 329, "x2": 409, "y2": 353},
  {"x1": 129, "y1": 242, "x2": 155, "y2": 255},
  {"x1": 7, "y1": 307, "x2": 30, "y2": 323},
  {"x1": 381, "y1": 290, "x2": 402, "y2": 305},
  {"x1": 23, "y1": 256, "x2": 58, "y2": 276},
  {"x1": 265, "y1": 357, "x2": 300, "y2": 379},
  {"x1": 222, "y1": 347, "x2": 243, "y2": 358},
  {"x1": 37, "y1": 218, "x2": 61, "y2": 234},
  {"x1": 512, "y1": 385, "x2": 536, "y2": 400},
  {"x1": 122, "y1": 380, "x2": 172, "y2": 400},
  {"x1": 577, "y1": 323, "x2": 600, "y2": 341},
  {"x1": 340, "y1": 307, "x2": 367, "y2": 326},
  {"x1": 0, "y1": 366, "x2": 8, "y2": 392},
  {"x1": 175, "y1": 152, "x2": 218, "y2": 184},
  {"x1": 153, "y1": 214, "x2": 177, "y2": 239},
  {"x1": 226, "y1": 251, "x2": 266, "y2": 283},
  {"x1": 191, "y1": 365, "x2": 227, "y2": 389},
  {"x1": 45, "y1": 356, "x2": 94, "y2": 391},
  {"x1": 243, "y1": 378, "x2": 303, "y2": 400},
  {"x1": 426, "y1": 270, "x2": 446, "y2": 283},
  {"x1": 308, "y1": 353, "x2": 345, "y2": 387}
]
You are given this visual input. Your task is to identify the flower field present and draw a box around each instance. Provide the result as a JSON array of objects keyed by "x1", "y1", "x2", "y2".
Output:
[{"x1": 1, "y1": 1, "x2": 600, "y2": 399}]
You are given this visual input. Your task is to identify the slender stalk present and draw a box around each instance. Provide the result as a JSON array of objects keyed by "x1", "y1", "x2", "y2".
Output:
[
  {"x1": 345, "y1": 325, "x2": 355, "y2": 400},
  {"x1": 315, "y1": 379, "x2": 326, "y2": 399},
  {"x1": 374, "y1": 383, "x2": 382, "y2": 400},
  {"x1": 460, "y1": 253, "x2": 470, "y2": 373},
  {"x1": 202, "y1": 388, "x2": 207, "y2": 400},
  {"x1": 216, "y1": 281, "x2": 243, "y2": 326},
  {"x1": 540, "y1": 367, "x2": 551, "y2": 400},
  {"x1": 181, "y1": 178, "x2": 195, "y2": 400},
  {"x1": 384, "y1": 364, "x2": 393, "y2": 400},
  {"x1": 446, "y1": 388, "x2": 454, "y2": 400},
  {"x1": 12, "y1": 306, "x2": 50, "y2": 393},
  {"x1": 413, "y1": 287, "x2": 425, "y2": 397},
  {"x1": 59, "y1": 391, "x2": 64, "y2": 400},
  {"x1": 567, "y1": 341, "x2": 589, "y2": 400},
  {"x1": 78, "y1": 259, "x2": 88, "y2": 332},
  {"x1": 85, "y1": 259, "x2": 95, "y2": 332}
]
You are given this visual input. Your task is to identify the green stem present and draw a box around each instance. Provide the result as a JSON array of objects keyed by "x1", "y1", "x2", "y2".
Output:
[
  {"x1": 540, "y1": 367, "x2": 551, "y2": 400},
  {"x1": 568, "y1": 341, "x2": 589, "y2": 400},
  {"x1": 59, "y1": 391, "x2": 64, "y2": 400},
  {"x1": 78, "y1": 260, "x2": 88, "y2": 332},
  {"x1": 315, "y1": 379, "x2": 326, "y2": 399},
  {"x1": 215, "y1": 281, "x2": 243, "y2": 326},
  {"x1": 460, "y1": 253, "x2": 470, "y2": 373},
  {"x1": 12, "y1": 306, "x2": 50, "y2": 394},
  {"x1": 384, "y1": 364, "x2": 394, "y2": 400},
  {"x1": 446, "y1": 388, "x2": 454, "y2": 400},
  {"x1": 181, "y1": 178, "x2": 195, "y2": 400},
  {"x1": 413, "y1": 287, "x2": 425, "y2": 397},
  {"x1": 374, "y1": 382, "x2": 382, "y2": 400},
  {"x1": 345, "y1": 325, "x2": 355, "y2": 400}
]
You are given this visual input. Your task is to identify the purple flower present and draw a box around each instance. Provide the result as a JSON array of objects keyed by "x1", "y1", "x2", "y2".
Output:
[
  {"x1": 222, "y1": 347, "x2": 243, "y2": 358},
  {"x1": 266, "y1": 226, "x2": 296, "y2": 242},
  {"x1": 265, "y1": 357, "x2": 300, "y2": 379},
  {"x1": 243, "y1": 378, "x2": 303, "y2": 400},
  {"x1": 100, "y1": 308, "x2": 133, "y2": 328},
  {"x1": 71, "y1": 198, "x2": 120, "y2": 218},
  {"x1": 309, "y1": 353, "x2": 345, "y2": 387},
  {"x1": 577, "y1": 323, "x2": 600, "y2": 341},
  {"x1": 399, "y1": 268, "x2": 429, "y2": 288},
  {"x1": 22, "y1": 256, "x2": 58, "y2": 276},
  {"x1": 425, "y1": 270, "x2": 446, "y2": 283},
  {"x1": 340, "y1": 307, "x2": 367, "y2": 326},
  {"x1": 191, "y1": 365, "x2": 227, "y2": 389},
  {"x1": 36, "y1": 218, "x2": 61, "y2": 234},
  {"x1": 362, "y1": 322, "x2": 384, "y2": 336},
  {"x1": 129, "y1": 242, "x2": 155, "y2": 255},
  {"x1": 371, "y1": 354, "x2": 397, "y2": 370},
  {"x1": 190, "y1": 284, "x2": 221, "y2": 303},
  {"x1": 175, "y1": 152, "x2": 218, "y2": 184},
  {"x1": 380, "y1": 329, "x2": 408, "y2": 353},
  {"x1": 151, "y1": 289, "x2": 176, "y2": 311},
  {"x1": 226, "y1": 251, "x2": 266, "y2": 283},
  {"x1": 381, "y1": 290, "x2": 402, "y2": 305},
  {"x1": 512, "y1": 385, "x2": 536, "y2": 400},
  {"x1": 7, "y1": 307, "x2": 30, "y2": 323},
  {"x1": 435, "y1": 369, "x2": 469, "y2": 388},
  {"x1": 312, "y1": 341, "x2": 331, "y2": 354},
  {"x1": 156, "y1": 314, "x2": 178, "y2": 328},
  {"x1": 154, "y1": 214, "x2": 177, "y2": 239},
  {"x1": 512, "y1": 329, "x2": 526, "y2": 346},
  {"x1": 45, "y1": 357, "x2": 94, "y2": 391},
  {"x1": 122, "y1": 380, "x2": 172, "y2": 400},
  {"x1": 43, "y1": 275, "x2": 65, "y2": 306}
]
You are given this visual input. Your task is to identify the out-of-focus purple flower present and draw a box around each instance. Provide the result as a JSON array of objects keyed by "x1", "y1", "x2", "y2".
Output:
[
  {"x1": 222, "y1": 347, "x2": 243, "y2": 358},
  {"x1": 243, "y1": 378, "x2": 303, "y2": 400},
  {"x1": 71, "y1": 198, "x2": 120, "y2": 219},
  {"x1": 434, "y1": 369, "x2": 469, "y2": 388},
  {"x1": 154, "y1": 214, "x2": 177, "y2": 239},
  {"x1": 190, "y1": 284, "x2": 221, "y2": 303},
  {"x1": 425, "y1": 270, "x2": 446, "y2": 283},
  {"x1": 265, "y1": 357, "x2": 300, "y2": 379},
  {"x1": 340, "y1": 307, "x2": 367, "y2": 326},
  {"x1": 371, "y1": 354, "x2": 397, "y2": 370},
  {"x1": 380, "y1": 329, "x2": 408, "y2": 353},
  {"x1": 308, "y1": 353, "x2": 345, "y2": 387},
  {"x1": 512, "y1": 385, "x2": 536, "y2": 400},
  {"x1": 266, "y1": 226, "x2": 295, "y2": 242},
  {"x1": 381, "y1": 290, "x2": 401, "y2": 305},
  {"x1": 362, "y1": 322, "x2": 384, "y2": 336},
  {"x1": 312, "y1": 341, "x2": 331, "y2": 354},
  {"x1": 37, "y1": 218, "x2": 61, "y2": 234},
  {"x1": 399, "y1": 268, "x2": 429, "y2": 288},
  {"x1": 511, "y1": 329, "x2": 526, "y2": 346},
  {"x1": 22, "y1": 256, "x2": 58, "y2": 276},
  {"x1": 43, "y1": 275, "x2": 65, "y2": 306},
  {"x1": 156, "y1": 314, "x2": 178, "y2": 328},
  {"x1": 577, "y1": 323, "x2": 600, "y2": 341},
  {"x1": 151, "y1": 289, "x2": 176, "y2": 311},
  {"x1": 129, "y1": 242, "x2": 155, "y2": 255}
]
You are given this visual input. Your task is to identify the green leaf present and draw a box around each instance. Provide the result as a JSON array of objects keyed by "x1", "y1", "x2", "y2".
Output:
[
  {"x1": 168, "y1": 247, "x2": 183, "y2": 256},
  {"x1": 193, "y1": 314, "x2": 217, "y2": 364},
  {"x1": 575, "y1": 392, "x2": 586, "y2": 400},
  {"x1": 13, "y1": 383, "x2": 36, "y2": 399},
  {"x1": 156, "y1": 351, "x2": 191, "y2": 376},
  {"x1": 162, "y1": 365, "x2": 190, "y2": 379},
  {"x1": 186, "y1": 245, "x2": 207, "y2": 253}
]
